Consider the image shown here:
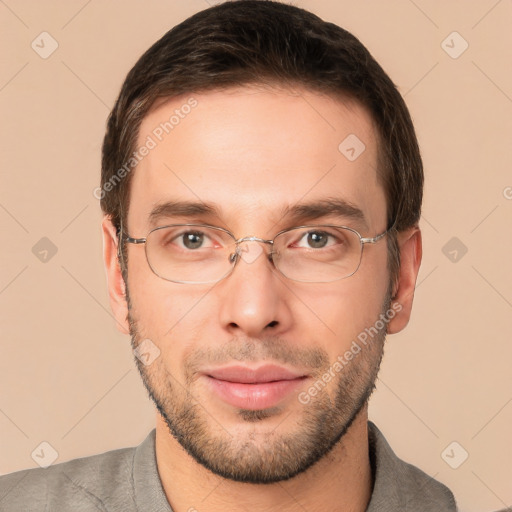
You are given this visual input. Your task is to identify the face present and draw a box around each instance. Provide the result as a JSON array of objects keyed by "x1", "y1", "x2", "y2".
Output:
[{"x1": 119, "y1": 85, "x2": 394, "y2": 483}]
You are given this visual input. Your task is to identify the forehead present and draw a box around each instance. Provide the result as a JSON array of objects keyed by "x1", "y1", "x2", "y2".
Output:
[{"x1": 128, "y1": 85, "x2": 385, "y2": 233}]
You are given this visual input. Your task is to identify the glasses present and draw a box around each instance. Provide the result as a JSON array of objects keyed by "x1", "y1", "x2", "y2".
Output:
[{"x1": 119, "y1": 222, "x2": 392, "y2": 284}]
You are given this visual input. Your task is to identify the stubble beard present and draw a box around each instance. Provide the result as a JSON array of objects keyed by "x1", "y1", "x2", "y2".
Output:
[{"x1": 126, "y1": 284, "x2": 390, "y2": 484}]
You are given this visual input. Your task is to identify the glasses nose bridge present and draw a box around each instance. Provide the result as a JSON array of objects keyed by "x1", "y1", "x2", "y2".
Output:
[
  {"x1": 230, "y1": 235, "x2": 275, "y2": 266},
  {"x1": 235, "y1": 235, "x2": 274, "y2": 247}
]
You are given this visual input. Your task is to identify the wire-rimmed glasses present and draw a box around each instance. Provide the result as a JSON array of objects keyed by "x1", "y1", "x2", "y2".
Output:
[{"x1": 118, "y1": 221, "x2": 393, "y2": 284}]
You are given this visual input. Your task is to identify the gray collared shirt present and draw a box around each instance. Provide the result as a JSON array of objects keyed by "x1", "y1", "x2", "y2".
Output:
[{"x1": 0, "y1": 421, "x2": 457, "y2": 511}]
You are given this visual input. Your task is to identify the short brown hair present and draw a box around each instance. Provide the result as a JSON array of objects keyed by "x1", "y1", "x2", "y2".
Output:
[{"x1": 101, "y1": 0, "x2": 423, "y2": 285}]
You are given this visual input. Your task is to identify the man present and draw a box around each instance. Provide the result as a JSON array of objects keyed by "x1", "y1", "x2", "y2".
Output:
[{"x1": 0, "y1": 1, "x2": 458, "y2": 510}]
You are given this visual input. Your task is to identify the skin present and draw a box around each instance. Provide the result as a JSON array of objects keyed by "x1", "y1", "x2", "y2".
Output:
[{"x1": 102, "y1": 85, "x2": 422, "y2": 512}]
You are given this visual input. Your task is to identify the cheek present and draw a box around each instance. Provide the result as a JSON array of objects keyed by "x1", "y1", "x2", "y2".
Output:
[
  {"x1": 298, "y1": 268, "x2": 389, "y2": 358},
  {"x1": 127, "y1": 261, "x2": 214, "y2": 352}
]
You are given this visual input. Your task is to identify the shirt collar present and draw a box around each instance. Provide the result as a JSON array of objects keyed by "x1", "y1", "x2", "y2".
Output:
[
  {"x1": 133, "y1": 429, "x2": 173, "y2": 512},
  {"x1": 366, "y1": 421, "x2": 457, "y2": 511}
]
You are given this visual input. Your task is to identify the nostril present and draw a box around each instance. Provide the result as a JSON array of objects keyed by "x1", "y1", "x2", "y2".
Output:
[{"x1": 267, "y1": 320, "x2": 278, "y2": 328}]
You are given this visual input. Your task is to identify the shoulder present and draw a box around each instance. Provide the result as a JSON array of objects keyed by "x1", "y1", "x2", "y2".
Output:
[
  {"x1": 0, "y1": 444, "x2": 136, "y2": 512},
  {"x1": 367, "y1": 421, "x2": 458, "y2": 511}
]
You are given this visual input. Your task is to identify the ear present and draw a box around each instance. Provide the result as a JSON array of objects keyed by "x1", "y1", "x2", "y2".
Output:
[
  {"x1": 387, "y1": 227, "x2": 422, "y2": 335},
  {"x1": 101, "y1": 216, "x2": 130, "y2": 335}
]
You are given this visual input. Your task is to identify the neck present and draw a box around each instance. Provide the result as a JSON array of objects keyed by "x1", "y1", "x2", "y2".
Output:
[{"x1": 155, "y1": 407, "x2": 373, "y2": 512}]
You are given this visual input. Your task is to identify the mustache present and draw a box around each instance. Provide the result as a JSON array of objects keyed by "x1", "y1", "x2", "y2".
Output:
[{"x1": 185, "y1": 336, "x2": 330, "y2": 374}]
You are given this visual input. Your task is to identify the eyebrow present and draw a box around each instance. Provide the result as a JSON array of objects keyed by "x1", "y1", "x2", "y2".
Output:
[
  {"x1": 147, "y1": 198, "x2": 368, "y2": 230},
  {"x1": 281, "y1": 198, "x2": 369, "y2": 230},
  {"x1": 148, "y1": 200, "x2": 220, "y2": 227}
]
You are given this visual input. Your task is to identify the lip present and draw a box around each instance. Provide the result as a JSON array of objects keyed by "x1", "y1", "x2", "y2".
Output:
[
  {"x1": 203, "y1": 364, "x2": 309, "y2": 410},
  {"x1": 205, "y1": 364, "x2": 305, "y2": 383}
]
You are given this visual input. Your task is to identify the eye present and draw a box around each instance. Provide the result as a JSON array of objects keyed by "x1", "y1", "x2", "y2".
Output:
[
  {"x1": 169, "y1": 230, "x2": 216, "y2": 250},
  {"x1": 296, "y1": 230, "x2": 336, "y2": 249},
  {"x1": 181, "y1": 231, "x2": 205, "y2": 249}
]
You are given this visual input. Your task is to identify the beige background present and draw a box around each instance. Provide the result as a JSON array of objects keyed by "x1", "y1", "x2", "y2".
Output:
[{"x1": 1, "y1": 1, "x2": 511, "y2": 511}]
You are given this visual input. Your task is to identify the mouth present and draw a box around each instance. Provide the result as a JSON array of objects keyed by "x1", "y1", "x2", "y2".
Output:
[{"x1": 203, "y1": 364, "x2": 309, "y2": 411}]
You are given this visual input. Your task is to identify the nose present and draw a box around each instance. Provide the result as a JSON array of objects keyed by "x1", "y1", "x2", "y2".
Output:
[{"x1": 217, "y1": 240, "x2": 293, "y2": 338}]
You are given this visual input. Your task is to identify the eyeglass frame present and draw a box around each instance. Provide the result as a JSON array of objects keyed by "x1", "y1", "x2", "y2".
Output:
[
  {"x1": 116, "y1": 219, "x2": 395, "y2": 284},
  {"x1": 117, "y1": 221, "x2": 394, "y2": 283}
]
